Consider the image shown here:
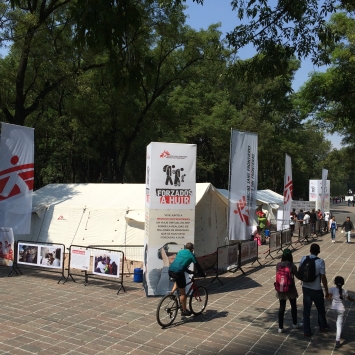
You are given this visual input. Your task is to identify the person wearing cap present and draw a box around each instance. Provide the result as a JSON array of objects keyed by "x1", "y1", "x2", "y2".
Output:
[
  {"x1": 275, "y1": 249, "x2": 303, "y2": 333},
  {"x1": 168, "y1": 243, "x2": 205, "y2": 317}
]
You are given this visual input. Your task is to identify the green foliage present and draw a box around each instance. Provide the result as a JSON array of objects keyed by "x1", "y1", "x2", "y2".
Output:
[{"x1": 0, "y1": 0, "x2": 347, "y2": 198}]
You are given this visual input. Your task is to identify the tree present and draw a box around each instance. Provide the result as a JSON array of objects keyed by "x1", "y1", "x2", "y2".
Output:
[
  {"x1": 297, "y1": 12, "x2": 355, "y2": 147},
  {"x1": 29, "y1": 7, "x2": 223, "y2": 184}
]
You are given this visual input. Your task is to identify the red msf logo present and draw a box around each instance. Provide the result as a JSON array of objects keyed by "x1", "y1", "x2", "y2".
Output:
[
  {"x1": 160, "y1": 150, "x2": 170, "y2": 158},
  {"x1": 284, "y1": 176, "x2": 293, "y2": 204},
  {"x1": 57, "y1": 215, "x2": 65, "y2": 220},
  {"x1": 0, "y1": 155, "x2": 34, "y2": 201},
  {"x1": 233, "y1": 196, "x2": 249, "y2": 225}
]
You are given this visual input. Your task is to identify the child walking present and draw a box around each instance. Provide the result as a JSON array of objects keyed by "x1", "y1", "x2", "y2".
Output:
[
  {"x1": 329, "y1": 216, "x2": 337, "y2": 243},
  {"x1": 327, "y1": 276, "x2": 354, "y2": 347}
]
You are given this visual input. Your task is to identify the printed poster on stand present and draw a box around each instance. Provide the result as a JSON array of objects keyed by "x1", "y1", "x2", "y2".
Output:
[
  {"x1": 17, "y1": 243, "x2": 64, "y2": 269},
  {"x1": 92, "y1": 250, "x2": 120, "y2": 278},
  {"x1": 0, "y1": 227, "x2": 14, "y2": 266},
  {"x1": 144, "y1": 142, "x2": 196, "y2": 296},
  {"x1": 70, "y1": 247, "x2": 90, "y2": 270}
]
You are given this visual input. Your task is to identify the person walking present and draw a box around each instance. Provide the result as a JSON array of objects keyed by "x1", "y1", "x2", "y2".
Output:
[
  {"x1": 327, "y1": 276, "x2": 354, "y2": 348},
  {"x1": 297, "y1": 209, "x2": 305, "y2": 226},
  {"x1": 324, "y1": 212, "x2": 330, "y2": 233},
  {"x1": 340, "y1": 216, "x2": 354, "y2": 244},
  {"x1": 309, "y1": 209, "x2": 317, "y2": 235},
  {"x1": 275, "y1": 249, "x2": 303, "y2": 333},
  {"x1": 299, "y1": 243, "x2": 329, "y2": 337},
  {"x1": 329, "y1": 216, "x2": 337, "y2": 243}
]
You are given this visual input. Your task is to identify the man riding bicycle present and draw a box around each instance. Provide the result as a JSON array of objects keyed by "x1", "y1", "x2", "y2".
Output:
[{"x1": 168, "y1": 242, "x2": 205, "y2": 317}]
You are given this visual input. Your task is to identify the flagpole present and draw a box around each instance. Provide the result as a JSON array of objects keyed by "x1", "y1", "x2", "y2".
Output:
[{"x1": 226, "y1": 128, "x2": 233, "y2": 244}]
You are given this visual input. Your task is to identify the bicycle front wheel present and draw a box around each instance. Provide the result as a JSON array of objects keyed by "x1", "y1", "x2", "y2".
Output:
[
  {"x1": 156, "y1": 294, "x2": 179, "y2": 327},
  {"x1": 189, "y1": 285, "x2": 208, "y2": 315}
]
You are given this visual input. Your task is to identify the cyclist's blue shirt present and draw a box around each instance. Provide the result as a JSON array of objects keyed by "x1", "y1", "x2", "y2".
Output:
[{"x1": 169, "y1": 249, "x2": 197, "y2": 273}]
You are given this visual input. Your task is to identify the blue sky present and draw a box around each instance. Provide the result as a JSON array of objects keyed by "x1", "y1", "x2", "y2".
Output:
[{"x1": 183, "y1": 0, "x2": 343, "y2": 149}]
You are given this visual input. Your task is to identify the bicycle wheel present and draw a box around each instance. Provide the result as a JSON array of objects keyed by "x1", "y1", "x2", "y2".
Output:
[
  {"x1": 189, "y1": 285, "x2": 208, "y2": 315},
  {"x1": 156, "y1": 294, "x2": 179, "y2": 327}
]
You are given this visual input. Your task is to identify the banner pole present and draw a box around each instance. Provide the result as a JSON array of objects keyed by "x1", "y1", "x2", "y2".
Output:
[{"x1": 226, "y1": 128, "x2": 233, "y2": 244}]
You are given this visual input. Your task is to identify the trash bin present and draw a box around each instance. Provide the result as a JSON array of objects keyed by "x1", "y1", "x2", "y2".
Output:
[
  {"x1": 265, "y1": 229, "x2": 270, "y2": 237},
  {"x1": 133, "y1": 268, "x2": 143, "y2": 283}
]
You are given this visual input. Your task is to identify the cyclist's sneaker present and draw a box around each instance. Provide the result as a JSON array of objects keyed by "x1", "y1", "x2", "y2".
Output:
[{"x1": 181, "y1": 310, "x2": 192, "y2": 317}]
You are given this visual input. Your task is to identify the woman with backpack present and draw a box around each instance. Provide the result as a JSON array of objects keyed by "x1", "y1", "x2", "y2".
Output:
[
  {"x1": 275, "y1": 249, "x2": 303, "y2": 333},
  {"x1": 327, "y1": 276, "x2": 354, "y2": 347}
]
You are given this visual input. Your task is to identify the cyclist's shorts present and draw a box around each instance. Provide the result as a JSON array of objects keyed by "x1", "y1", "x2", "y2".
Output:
[{"x1": 168, "y1": 270, "x2": 186, "y2": 288}]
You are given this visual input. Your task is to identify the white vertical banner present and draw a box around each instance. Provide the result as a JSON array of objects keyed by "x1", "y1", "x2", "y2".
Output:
[
  {"x1": 144, "y1": 143, "x2": 196, "y2": 296},
  {"x1": 283, "y1": 154, "x2": 292, "y2": 229},
  {"x1": 321, "y1": 169, "x2": 328, "y2": 214},
  {"x1": 228, "y1": 130, "x2": 258, "y2": 241},
  {"x1": 309, "y1": 179, "x2": 330, "y2": 211},
  {"x1": 0, "y1": 123, "x2": 34, "y2": 234}
]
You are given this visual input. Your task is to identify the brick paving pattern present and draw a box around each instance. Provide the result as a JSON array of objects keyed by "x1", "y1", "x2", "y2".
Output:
[{"x1": 1, "y1": 202, "x2": 355, "y2": 355}]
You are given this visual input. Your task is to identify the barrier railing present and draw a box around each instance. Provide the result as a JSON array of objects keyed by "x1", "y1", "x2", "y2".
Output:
[
  {"x1": 239, "y1": 240, "x2": 261, "y2": 272},
  {"x1": 64, "y1": 245, "x2": 126, "y2": 294},
  {"x1": 9, "y1": 240, "x2": 66, "y2": 283},
  {"x1": 281, "y1": 228, "x2": 293, "y2": 248},
  {"x1": 211, "y1": 240, "x2": 260, "y2": 284},
  {"x1": 87, "y1": 244, "x2": 144, "y2": 275},
  {"x1": 265, "y1": 231, "x2": 281, "y2": 259},
  {"x1": 210, "y1": 243, "x2": 239, "y2": 285}
]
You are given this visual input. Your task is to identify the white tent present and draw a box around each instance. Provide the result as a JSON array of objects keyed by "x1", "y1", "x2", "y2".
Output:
[
  {"x1": 217, "y1": 188, "x2": 284, "y2": 223},
  {"x1": 16, "y1": 183, "x2": 228, "y2": 258}
]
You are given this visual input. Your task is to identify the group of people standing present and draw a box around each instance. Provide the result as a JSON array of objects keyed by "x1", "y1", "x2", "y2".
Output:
[{"x1": 275, "y1": 244, "x2": 353, "y2": 348}]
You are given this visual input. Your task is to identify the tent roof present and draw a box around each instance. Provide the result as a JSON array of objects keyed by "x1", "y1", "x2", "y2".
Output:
[
  {"x1": 32, "y1": 183, "x2": 216, "y2": 211},
  {"x1": 217, "y1": 188, "x2": 284, "y2": 205}
]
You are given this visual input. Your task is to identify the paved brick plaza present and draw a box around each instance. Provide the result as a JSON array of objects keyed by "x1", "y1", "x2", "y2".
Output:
[{"x1": 1, "y1": 202, "x2": 355, "y2": 355}]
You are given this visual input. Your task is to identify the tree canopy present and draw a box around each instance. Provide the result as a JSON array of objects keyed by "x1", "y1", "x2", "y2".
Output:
[{"x1": 0, "y1": 0, "x2": 353, "y2": 196}]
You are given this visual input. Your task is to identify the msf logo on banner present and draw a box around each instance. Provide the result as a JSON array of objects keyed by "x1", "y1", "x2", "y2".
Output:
[
  {"x1": 0, "y1": 155, "x2": 34, "y2": 201},
  {"x1": 156, "y1": 164, "x2": 191, "y2": 204},
  {"x1": 284, "y1": 176, "x2": 293, "y2": 204},
  {"x1": 233, "y1": 196, "x2": 250, "y2": 225}
]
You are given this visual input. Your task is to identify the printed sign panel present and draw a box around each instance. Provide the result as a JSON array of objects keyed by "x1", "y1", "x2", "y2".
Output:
[
  {"x1": 17, "y1": 243, "x2": 64, "y2": 269},
  {"x1": 144, "y1": 142, "x2": 196, "y2": 296},
  {"x1": 0, "y1": 227, "x2": 14, "y2": 266},
  {"x1": 70, "y1": 247, "x2": 90, "y2": 270},
  {"x1": 144, "y1": 209, "x2": 192, "y2": 295},
  {"x1": 146, "y1": 143, "x2": 196, "y2": 210},
  {"x1": 92, "y1": 250, "x2": 120, "y2": 278}
]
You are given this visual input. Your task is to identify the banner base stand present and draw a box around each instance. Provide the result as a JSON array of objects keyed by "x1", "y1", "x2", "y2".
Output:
[
  {"x1": 210, "y1": 274, "x2": 223, "y2": 285},
  {"x1": 63, "y1": 273, "x2": 76, "y2": 284}
]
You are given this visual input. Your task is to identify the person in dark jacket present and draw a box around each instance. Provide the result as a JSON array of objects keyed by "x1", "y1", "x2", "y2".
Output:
[{"x1": 341, "y1": 217, "x2": 354, "y2": 244}]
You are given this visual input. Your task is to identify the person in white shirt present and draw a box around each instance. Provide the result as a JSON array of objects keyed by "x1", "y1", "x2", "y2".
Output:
[
  {"x1": 303, "y1": 212, "x2": 310, "y2": 224},
  {"x1": 324, "y1": 212, "x2": 330, "y2": 232},
  {"x1": 327, "y1": 276, "x2": 354, "y2": 348}
]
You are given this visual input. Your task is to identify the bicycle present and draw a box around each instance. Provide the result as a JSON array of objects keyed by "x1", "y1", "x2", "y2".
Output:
[{"x1": 156, "y1": 274, "x2": 208, "y2": 328}]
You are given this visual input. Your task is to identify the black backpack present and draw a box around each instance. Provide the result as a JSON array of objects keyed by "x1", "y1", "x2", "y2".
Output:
[{"x1": 298, "y1": 256, "x2": 319, "y2": 282}]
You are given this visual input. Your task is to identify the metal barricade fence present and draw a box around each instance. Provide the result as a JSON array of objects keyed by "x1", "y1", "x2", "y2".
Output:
[
  {"x1": 88, "y1": 245, "x2": 144, "y2": 275},
  {"x1": 281, "y1": 229, "x2": 292, "y2": 247},
  {"x1": 265, "y1": 231, "x2": 282, "y2": 259},
  {"x1": 65, "y1": 245, "x2": 126, "y2": 294}
]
